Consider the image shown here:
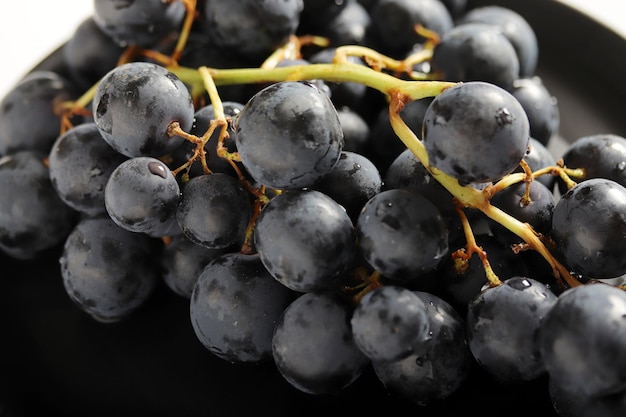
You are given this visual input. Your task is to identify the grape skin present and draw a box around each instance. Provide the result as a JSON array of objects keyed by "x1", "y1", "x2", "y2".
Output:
[
  {"x1": 422, "y1": 81, "x2": 530, "y2": 184},
  {"x1": 92, "y1": 62, "x2": 194, "y2": 158},
  {"x1": 233, "y1": 81, "x2": 344, "y2": 190},
  {"x1": 272, "y1": 291, "x2": 369, "y2": 395},
  {"x1": 551, "y1": 178, "x2": 626, "y2": 279},
  {"x1": 190, "y1": 252, "x2": 297, "y2": 363}
]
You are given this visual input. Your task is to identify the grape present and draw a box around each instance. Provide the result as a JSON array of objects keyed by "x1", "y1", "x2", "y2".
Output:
[
  {"x1": 515, "y1": 137, "x2": 559, "y2": 191},
  {"x1": 422, "y1": 81, "x2": 530, "y2": 184},
  {"x1": 559, "y1": 133, "x2": 626, "y2": 189},
  {"x1": 160, "y1": 234, "x2": 231, "y2": 299},
  {"x1": 539, "y1": 282, "x2": 626, "y2": 398},
  {"x1": 48, "y1": 122, "x2": 128, "y2": 216},
  {"x1": 459, "y1": 5, "x2": 539, "y2": 77},
  {"x1": 104, "y1": 156, "x2": 181, "y2": 237},
  {"x1": 371, "y1": 291, "x2": 473, "y2": 405},
  {"x1": 233, "y1": 81, "x2": 344, "y2": 190},
  {"x1": 92, "y1": 62, "x2": 194, "y2": 158},
  {"x1": 190, "y1": 252, "x2": 297, "y2": 363},
  {"x1": 510, "y1": 77, "x2": 560, "y2": 145},
  {"x1": 430, "y1": 22, "x2": 520, "y2": 90},
  {"x1": 0, "y1": 71, "x2": 78, "y2": 155},
  {"x1": 297, "y1": 0, "x2": 349, "y2": 34},
  {"x1": 350, "y1": 285, "x2": 431, "y2": 362},
  {"x1": 62, "y1": 17, "x2": 126, "y2": 90},
  {"x1": 254, "y1": 190, "x2": 356, "y2": 292},
  {"x1": 370, "y1": 0, "x2": 454, "y2": 57},
  {"x1": 60, "y1": 215, "x2": 161, "y2": 323},
  {"x1": 551, "y1": 178, "x2": 626, "y2": 279},
  {"x1": 93, "y1": 0, "x2": 186, "y2": 48},
  {"x1": 176, "y1": 173, "x2": 252, "y2": 250},
  {"x1": 202, "y1": 0, "x2": 304, "y2": 63},
  {"x1": 272, "y1": 291, "x2": 369, "y2": 395},
  {"x1": 335, "y1": 106, "x2": 370, "y2": 154},
  {"x1": 0, "y1": 151, "x2": 77, "y2": 259},
  {"x1": 488, "y1": 180, "x2": 555, "y2": 246},
  {"x1": 310, "y1": 0, "x2": 372, "y2": 46},
  {"x1": 466, "y1": 277, "x2": 558, "y2": 383},
  {"x1": 311, "y1": 151, "x2": 382, "y2": 223}
]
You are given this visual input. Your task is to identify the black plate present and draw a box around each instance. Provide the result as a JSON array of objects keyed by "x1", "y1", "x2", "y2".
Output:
[{"x1": 1, "y1": 1, "x2": 625, "y2": 416}]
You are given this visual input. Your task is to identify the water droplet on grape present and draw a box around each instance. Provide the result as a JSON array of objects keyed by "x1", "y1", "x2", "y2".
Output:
[{"x1": 148, "y1": 161, "x2": 168, "y2": 179}]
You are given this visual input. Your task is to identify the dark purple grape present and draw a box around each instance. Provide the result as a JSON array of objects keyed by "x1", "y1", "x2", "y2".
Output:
[
  {"x1": 539, "y1": 282, "x2": 626, "y2": 398},
  {"x1": 104, "y1": 156, "x2": 181, "y2": 237},
  {"x1": 466, "y1": 277, "x2": 558, "y2": 383},
  {"x1": 351, "y1": 285, "x2": 431, "y2": 362},
  {"x1": 311, "y1": 151, "x2": 382, "y2": 223},
  {"x1": 488, "y1": 180, "x2": 555, "y2": 246},
  {"x1": 559, "y1": 133, "x2": 626, "y2": 190},
  {"x1": 60, "y1": 215, "x2": 161, "y2": 323},
  {"x1": 92, "y1": 62, "x2": 194, "y2": 158},
  {"x1": 422, "y1": 81, "x2": 530, "y2": 184},
  {"x1": 356, "y1": 189, "x2": 449, "y2": 283},
  {"x1": 272, "y1": 291, "x2": 369, "y2": 395},
  {"x1": 297, "y1": 0, "x2": 349, "y2": 34},
  {"x1": 190, "y1": 252, "x2": 296, "y2": 363},
  {"x1": 160, "y1": 234, "x2": 231, "y2": 299},
  {"x1": 430, "y1": 22, "x2": 520, "y2": 90},
  {"x1": 372, "y1": 290, "x2": 473, "y2": 405},
  {"x1": 93, "y1": 0, "x2": 186, "y2": 48},
  {"x1": 0, "y1": 151, "x2": 77, "y2": 259},
  {"x1": 551, "y1": 178, "x2": 626, "y2": 279},
  {"x1": 515, "y1": 137, "x2": 559, "y2": 191},
  {"x1": 510, "y1": 77, "x2": 560, "y2": 145},
  {"x1": 0, "y1": 71, "x2": 78, "y2": 156},
  {"x1": 202, "y1": 0, "x2": 304, "y2": 63},
  {"x1": 48, "y1": 122, "x2": 128, "y2": 216},
  {"x1": 460, "y1": 5, "x2": 539, "y2": 77},
  {"x1": 62, "y1": 17, "x2": 126, "y2": 90},
  {"x1": 311, "y1": 0, "x2": 372, "y2": 46},
  {"x1": 176, "y1": 173, "x2": 252, "y2": 250},
  {"x1": 233, "y1": 81, "x2": 343, "y2": 190},
  {"x1": 335, "y1": 106, "x2": 370, "y2": 154},
  {"x1": 254, "y1": 190, "x2": 356, "y2": 292},
  {"x1": 438, "y1": 233, "x2": 531, "y2": 314},
  {"x1": 370, "y1": 0, "x2": 454, "y2": 57}
]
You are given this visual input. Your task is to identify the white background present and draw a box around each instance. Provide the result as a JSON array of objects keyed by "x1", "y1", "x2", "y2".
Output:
[{"x1": 0, "y1": 0, "x2": 624, "y2": 99}]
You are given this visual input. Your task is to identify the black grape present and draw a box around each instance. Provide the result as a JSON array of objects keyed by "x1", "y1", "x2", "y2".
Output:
[
  {"x1": 430, "y1": 23, "x2": 520, "y2": 90},
  {"x1": 254, "y1": 190, "x2": 356, "y2": 292},
  {"x1": 356, "y1": 189, "x2": 449, "y2": 283},
  {"x1": 0, "y1": 71, "x2": 78, "y2": 156},
  {"x1": 551, "y1": 178, "x2": 626, "y2": 279},
  {"x1": 92, "y1": 62, "x2": 194, "y2": 158},
  {"x1": 422, "y1": 81, "x2": 530, "y2": 184},
  {"x1": 93, "y1": 0, "x2": 186, "y2": 48},
  {"x1": 62, "y1": 16, "x2": 126, "y2": 90},
  {"x1": 311, "y1": 151, "x2": 382, "y2": 223},
  {"x1": 559, "y1": 133, "x2": 626, "y2": 190},
  {"x1": 104, "y1": 156, "x2": 181, "y2": 237},
  {"x1": 48, "y1": 122, "x2": 128, "y2": 216},
  {"x1": 335, "y1": 106, "x2": 371, "y2": 155},
  {"x1": 510, "y1": 77, "x2": 560, "y2": 145},
  {"x1": 272, "y1": 291, "x2": 369, "y2": 395},
  {"x1": 350, "y1": 285, "x2": 431, "y2": 362},
  {"x1": 370, "y1": 0, "x2": 454, "y2": 58},
  {"x1": 371, "y1": 290, "x2": 473, "y2": 405},
  {"x1": 0, "y1": 150, "x2": 77, "y2": 259},
  {"x1": 189, "y1": 252, "x2": 297, "y2": 363},
  {"x1": 160, "y1": 234, "x2": 231, "y2": 299},
  {"x1": 60, "y1": 215, "x2": 161, "y2": 323},
  {"x1": 233, "y1": 81, "x2": 343, "y2": 190},
  {"x1": 539, "y1": 282, "x2": 626, "y2": 399},
  {"x1": 488, "y1": 180, "x2": 555, "y2": 246},
  {"x1": 459, "y1": 5, "x2": 539, "y2": 77},
  {"x1": 176, "y1": 173, "x2": 252, "y2": 250},
  {"x1": 466, "y1": 277, "x2": 558, "y2": 383},
  {"x1": 202, "y1": 0, "x2": 304, "y2": 64}
]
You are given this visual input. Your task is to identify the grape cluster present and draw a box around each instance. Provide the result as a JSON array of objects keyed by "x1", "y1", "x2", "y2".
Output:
[{"x1": 0, "y1": 0, "x2": 625, "y2": 415}]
